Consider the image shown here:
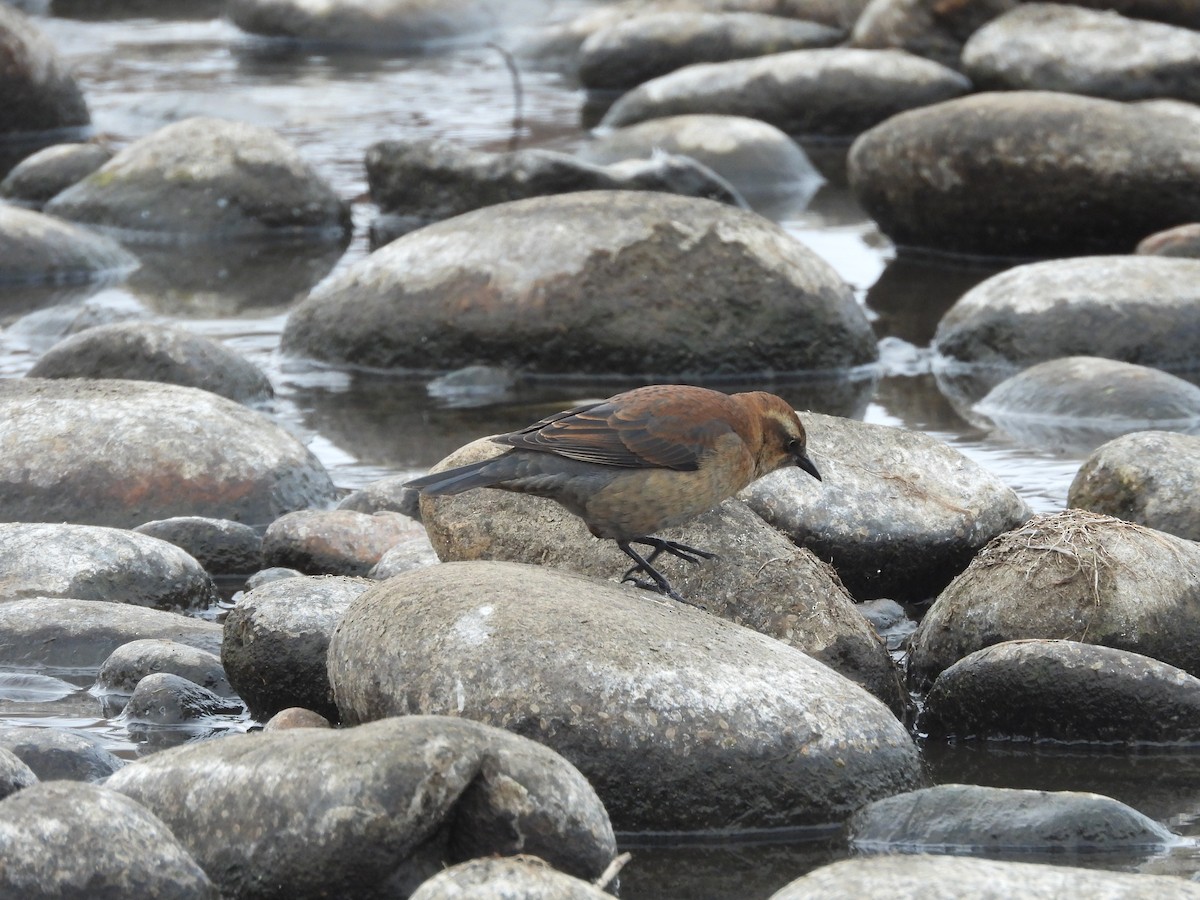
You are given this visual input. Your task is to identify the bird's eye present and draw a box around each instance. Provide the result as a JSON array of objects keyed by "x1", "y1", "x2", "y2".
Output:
[{"x1": 786, "y1": 438, "x2": 800, "y2": 452}]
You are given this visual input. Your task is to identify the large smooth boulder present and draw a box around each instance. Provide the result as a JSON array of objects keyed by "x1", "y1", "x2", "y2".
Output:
[
  {"x1": 919, "y1": 639, "x2": 1200, "y2": 743},
  {"x1": 0, "y1": 203, "x2": 137, "y2": 284},
  {"x1": 0, "y1": 781, "x2": 217, "y2": 899},
  {"x1": 0, "y1": 725, "x2": 124, "y2": 782},
  {"x1": 849, "y1": 92, "x2": 1200, "y2": 256},
  {"x1": 0, "y1": 379, "x2": 337, "y2": 528},
  {"x1": 933, "y1": 257, "x2": 1200, "y2": 373},
  {"x1": 0, "y1": 5, "x2": 89, "y2": 142},
  {"x1": 44, "y1": 117, "x2": 350, "y2": 240},
  {"x1": 599, "y1": 48, "x2": 970, "y2": 138},
  {"x1": 962, "y1": 4, "x2": 1200, "y2": 102},
  {"x1": 741, "y1": 412, "x2": 1029, "y2": 602},
  {"x1": 1069, "y1": 431, "x2": 1200, "y2": 540},
  {"x1": 327, "y1": 562, "x2": 923, "y2": 832},
  {"x1": 907, "y1": 510, "x2": 1200, "y2": 688},
  {"x1": 107, "y1": 716, "x2": 617, "y2": 899},
  {"x1": 283, "y1": 191, "x2": 877, "y2": 376}
]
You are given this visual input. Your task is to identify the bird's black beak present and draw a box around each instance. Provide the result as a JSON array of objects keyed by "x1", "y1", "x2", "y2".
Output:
[{"x1": 796, "y1": 452, "x2": 821, "y2": 481}]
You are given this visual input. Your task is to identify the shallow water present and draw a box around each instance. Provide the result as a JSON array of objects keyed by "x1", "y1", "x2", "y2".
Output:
[{"x1": 4, "y1": 5, "x2": 1200, "y2": 896}]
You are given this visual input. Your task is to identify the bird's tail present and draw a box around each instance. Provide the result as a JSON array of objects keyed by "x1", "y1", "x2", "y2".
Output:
[{"x1": 405, "y1": 458, "x2": 510, "y2": 496}]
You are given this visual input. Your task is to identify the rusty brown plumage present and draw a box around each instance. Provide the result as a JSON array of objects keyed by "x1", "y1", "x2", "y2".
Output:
[{"x1": 405, "y1": 384, "x2": 821, "y2": 606}]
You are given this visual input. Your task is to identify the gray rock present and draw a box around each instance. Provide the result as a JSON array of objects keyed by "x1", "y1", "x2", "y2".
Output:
[
  {"x1": 1138, "y1": 222, "x2": 1200, "y2": 257},
  {"x1": 919, "y1": 639, "x2": 1200, "y2": 743},
  {"x1": 0, "y1": 598, "x2": 221, "y2": 668},
  {"x1": 262, "y1": 707, "x2": 332, "y2": 731},
  {"x1": 849, "y1": 783, "x2": 1175, "y2": 854},
  {"x1": 768, "y1": 854, "x2": 1200, "y2": 899},
  {"x1": 44, "y1": 116, "x2": 350, "y2": 240},
  {"x1": 933, "y1": 257, "x2": 1200, "y2": 373},
  {"x1": 283, "y1": 191, "x2": 877, "y2": 376},
  {"x1": 96, "y1": 639, "x2": 232, "y2": 697},
  {"x1": 368, "y1": 534, "x2": 440, "y2": 578},
  {"x1": 848, "y1": 0, "x2": 1001, "y2": 69},
  {"x1": 411, "y1": 857, "x2": 613, "y2": 900},
  {"x1": 1070, "y1": 431, "x2": 1200, "y2": 541},
  {"x1": 0, "y1": 379, "x2": 337, "y2": 528},
  {"x1": 0, "y1": 141, "x2": 111, "y2": 208},
  {"x1": 849, "y1": 93, "x2": 1200, "y2": 256},
  {"x1": 123, "y1": 672, "x2": 244, "y2": 726},
  {"x1": 0, "y1": 5, "x2": 89, "y2": 138},
  {"x1": 578, "y1": 11, "x2": 844, "y2": 91},
  {"x1": 0, "y1": 725, "x2": 124, "y2": 782},
  {"x1": 0, "y1": 523, "x2": 218, "y2": 610},
  {"x1": 261, "y1": 509, "x2": 419, "y2": 576},
  {"x1": 963, "y1": 5, "x2": 1200, "y2": 102},
  {"x1": 134, "y1": 516, "x2": 264, "y2": 575},
  {"x1": 0, "y1": 203, "x2": 138, "y2": 285},
  {"x1": 0, "y1": 781, "x2": 218, "y2": 899},
  {"x1": 328, "y1": 561, "x2": 923, "y2": 832},
  {"x1": 0, "y1": 747, "x2": 36, "y2": 801},
  {"x1": 365, "y1": 139, "x2": 743, "y2": 238},
  {"x1": 243, "y1": 565, "x2": 304, "y2": 589},
  {"x1": 28, "y1": 322, "x2": 274, "y2": 404},
  {"x1": 599, "y1": 48, "x2": 970, "y2": 138},
  {"x1": 223, "y1": 575, "x2": 373, "y2": 721},
  {"x1": 743, "y1": 412, "x2": 1029, "y2": 602},
  {"x1": 5, "y1": 288, "x2": 149, "y2": 351},
  {"x1": 907, "y1": 509, "x2": 1200, "y2": 688},
  {"x1": 107, "y1": 716, "x2": 617, "y2": 899},
  {"x1": 337, "y1": 474, "x2": 422, "y2": 517},
  {"x1": 415, "y1": 437, "x2": 904, "y2": 710}
]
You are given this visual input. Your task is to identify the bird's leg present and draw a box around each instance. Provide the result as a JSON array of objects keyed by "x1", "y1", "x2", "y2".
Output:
[
  {"x1": 635, "y1": 536, "x2": 717, "y2": 566},
  {"x1": 616, "y1": 538, "x2": 708, "y2": 610}
]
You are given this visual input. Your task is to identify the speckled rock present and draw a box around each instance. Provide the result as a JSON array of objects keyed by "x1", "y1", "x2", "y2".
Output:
[
  {"x1": 44, "y1": 116, "x2": 350, "y2": 240},
  {"x1": 0, "y1": 141, "x2": 111, "y2": 208},
  {"x1": 578, "y1": 11, "x2": 844, "y2": 91},
  {"x1": 742, "y1": 412, "x2": 1029, "y2": 602},
  {"x1": 0, "y1": 379, "x2": 337, "y2": 528},
  {"x1": 919, "y1": 639, "x2": 1200, "y2": 743},
  {"x1": 107, "y1": 715, "x2": 617, "y2": 899},
  {"x1": 0, "y1": 781, "x2": 218, "y2": 899},
  {"x1": 0, "y1": 5, "x2": 90, "y2": 142},
  {"x1": 0, "y1": 523, "x2": 218, "y2": 610},
  {"x1": 0, "y1": 725, "x2": 124, "y2": 782},
  {"x1": 0, "y1": 747, "x2": 36, "y2": 801},
  {"x1": 769, "y1": 854, "x2": 1200, "y2": 899},
  {"x1": 337, "y1": 473, "x2": 422, "y2": 517},
  {"x1": 410, "y1": 856, "x2": 614, "y2": 900},
  {"x1": 0, "y1": 598, "x2": 221, "y2": 668},
  {"x1": 0, "y1": 203, "x2": 137, "y2": 285},
  {"x1": 907, "y1": 510, "x2": 1200, "y2": 688},
  {"x1": 415, "y1": 437, "x2": 904, "y2": 710},
  {"x1": 328, "y1": 561, "x2": 923, "y2": 832},
  {"x1": 933, "y1": 257, "x2": 1200, "y2": 372},
  {"x1": 1138, "y1": 222, "x2": 1200, "y2": 257},
  {"x1": 962, "y1": 5, "x2": 1200, "y2": 102},
  {"x1": 1069, "y1": 431, "x2": 1200, "y2": 540},
  {"x1": 223, "y1": 575, "x2": 373, "y2": 721},
  {"x1": 600, "y1": 48, "x2": 970, "y2": 138},
  {"x1": 123, "y1": 672, "x2": 244, "y2": 726},
  {"x1": 368, "y1": 533, "x2": 440, "y2": 578},
  {"x1": 262, "y1": 707, "x2": 332, "y2": 731},
  {"x1": 261, "y1": 509, "x2": 417, "y2": 576},
  {"x1": 96, "y1": 639, "x2": 232, "y2": 698},
  {"x1": 134, "y1": 516, "x2": 264, "y2": 575},
  {"x1": 283, "y1": 191, "x2": 877, "y2": 376},
  {"x1": 849, "y1": 93, "x2": 1200, "y2": 256},
  {"x1": 27, "y1": 322, "x2": 274, "y2": 404}
]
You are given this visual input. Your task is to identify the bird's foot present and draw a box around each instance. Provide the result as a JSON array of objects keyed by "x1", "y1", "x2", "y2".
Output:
[
  {"x1": 635, "y1": 536, "x2": 717, "y2": 567},
  {"x1": 616, "y1": 539, "x2": 708, "y2": 610}
]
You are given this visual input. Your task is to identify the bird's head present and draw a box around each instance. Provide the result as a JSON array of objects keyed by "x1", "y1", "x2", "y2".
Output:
[{"x1": 741, "y1": 392, "x2": 822, "y2": 482}]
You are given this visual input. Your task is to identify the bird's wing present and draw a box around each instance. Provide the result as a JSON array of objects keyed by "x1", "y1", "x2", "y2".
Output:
[{"x1": 494, "y1": 398, "x2": 731, "y2": 471}]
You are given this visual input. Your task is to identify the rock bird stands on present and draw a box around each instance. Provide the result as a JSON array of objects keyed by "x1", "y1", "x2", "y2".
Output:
[{"x1": 405, "y1": 384, "x2": 821, "y2": 606}]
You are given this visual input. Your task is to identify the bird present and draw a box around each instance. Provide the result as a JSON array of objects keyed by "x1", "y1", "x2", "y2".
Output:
[{"x1": 405, "y1": 384, "x2": 821, "y2": 607}]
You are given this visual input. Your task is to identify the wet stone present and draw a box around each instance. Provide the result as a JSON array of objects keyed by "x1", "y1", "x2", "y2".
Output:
[
  {"x1": 243, "y1": 566, "x2": 304, "y2": 589},
  {"x1": 0, "y1": 5, "x2": 90, "y2": 141},
  {"x1": 28, "y1": 322, "x2": 275, "y2": 404},
  {"x1": 0, "y1": 203, "x2": 138, "y2": 285},
  {"x1": 261, "y1": 508, "x2": 417, "y2": 577},
  {"x1": 122, "y1": 672, "x2": 245, "y2": 727},
  {"x1": 919, "y1": 639, "x2": 1200, "y2": 744},
  {"x1": 0, "y1": 747, "x2": 37, "y2": 801},
  {"x1": 262, "y1": 707, "x2": 332, "y2": 731},
  {"x1": 0, "y1": 141, "x2": 112, "y2": 208},
  {"x1": 106, "y1": 715, "x2": 617, "y2": 899},
  {"x1": 134, "y1": 516, "x2": 265, "y2": 576},
  {"x1": 0, "y1": 725, "x2": 124, "y2": 782},
  {"x1": 222, "y1": 574, "x2": 374, "y2": 722},
  {"x1": 1069, "y1": 431, "x2": 1200, "y2": 541},
  {"x1": 411, "y1": 856, "x2": 614, "y2": 900},
  {"x1": 328, "y1": 561, "x2": 922, "y2": 832},
  {"x1": 0, "y1": 781, "x2": 218, "y2": 900},
  {"x1": 337, "y1": 473, "x2": 422, "y2": 518},
  {"x1": 96, "y1": 639, "x2": 232, "y2": 698}
]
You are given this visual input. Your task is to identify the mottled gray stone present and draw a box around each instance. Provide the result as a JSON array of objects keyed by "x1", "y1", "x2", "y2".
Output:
[
  {"x1": 337, "y1": 474, "x2": 421, "y2": 517},
  {"x1": 283, "y1": 191, "x2": 877, "y2": 376},
  {"x1": 0, "y1": 523, "x2": 217, "y2": 610},
  {"x1": 0, "y1": 5, "x2": 90, "y2": 138},
  {"x1": 849, "y1": 94, "x2": 1200, "y2": 256},
  {"x1": 0, "y1": 725, "x2": 124, "y2": 782},
  {"x1": 223, "y1": 575, "x2": 373, "y2": 721},
  {"x1": 599, "y1": 48, "x2": 970, "y2": 138},
  {"x1": 0, "y1": 598, "x2": 221, "y2": 668},
  {"x1": 262, "y1": 707, "x2": 331, "y2": 731},
  {"x1": 907, "y1": 510, "x2": 1200, "y2": 688},
  {"x1": 0, "y1": 142, "x2": 111, "y2": 208},
  {"x1": 134, "y1": 516, "x2": 264, "y2": 576},
  {"x1": 742, "y1": 412, "x2": 1029, "y2": 602},
  {"x1": 919, "y1": 639, "x2": 1200, "y2": 743},
  {"x1": 0, "y1": 747, "x2": 36, "y2": 801},
  {"x1": 411, "y1": 857, "x2": 613, "y2": 900},
  {"x1": 1138, "y1": 222, "x2": 1200, "y2": 257},
  {"x1": 328, "y1": 561, "x2": 922, "y2": 832},
  {"x1": 107, "y1": 716, "x2": 617, "y2": 899},
  {"x1": 44, "y1": 117, "x2": 350, "y2": 240},
  {"x1": 0, "y1": 379, "x2": 337, "y2": 528},
  {"x1": 96, "y1": 639, "x2": 231, "y2": 697},
  {"x1": 123, "y1": 672, "x2": 244, "y2": 726},
  {"x1": 28, "y1": 322, "x2": 274, "y2": 404},
  {"x1": 261, "y1": 509, "x2": 417, "y2": 576},
  {"x1": 0, "y1": 203, "x2": 137, "y2": 285},
  {"x1": 368, "y1": 534, "x2": 440, "y2": 578},
  {"x1": 0, "y1": 781, "x2": 217, "y2": 899},
  {"x1": 1069, "y1": 431, "x2": 1200, "y2": 541}
]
